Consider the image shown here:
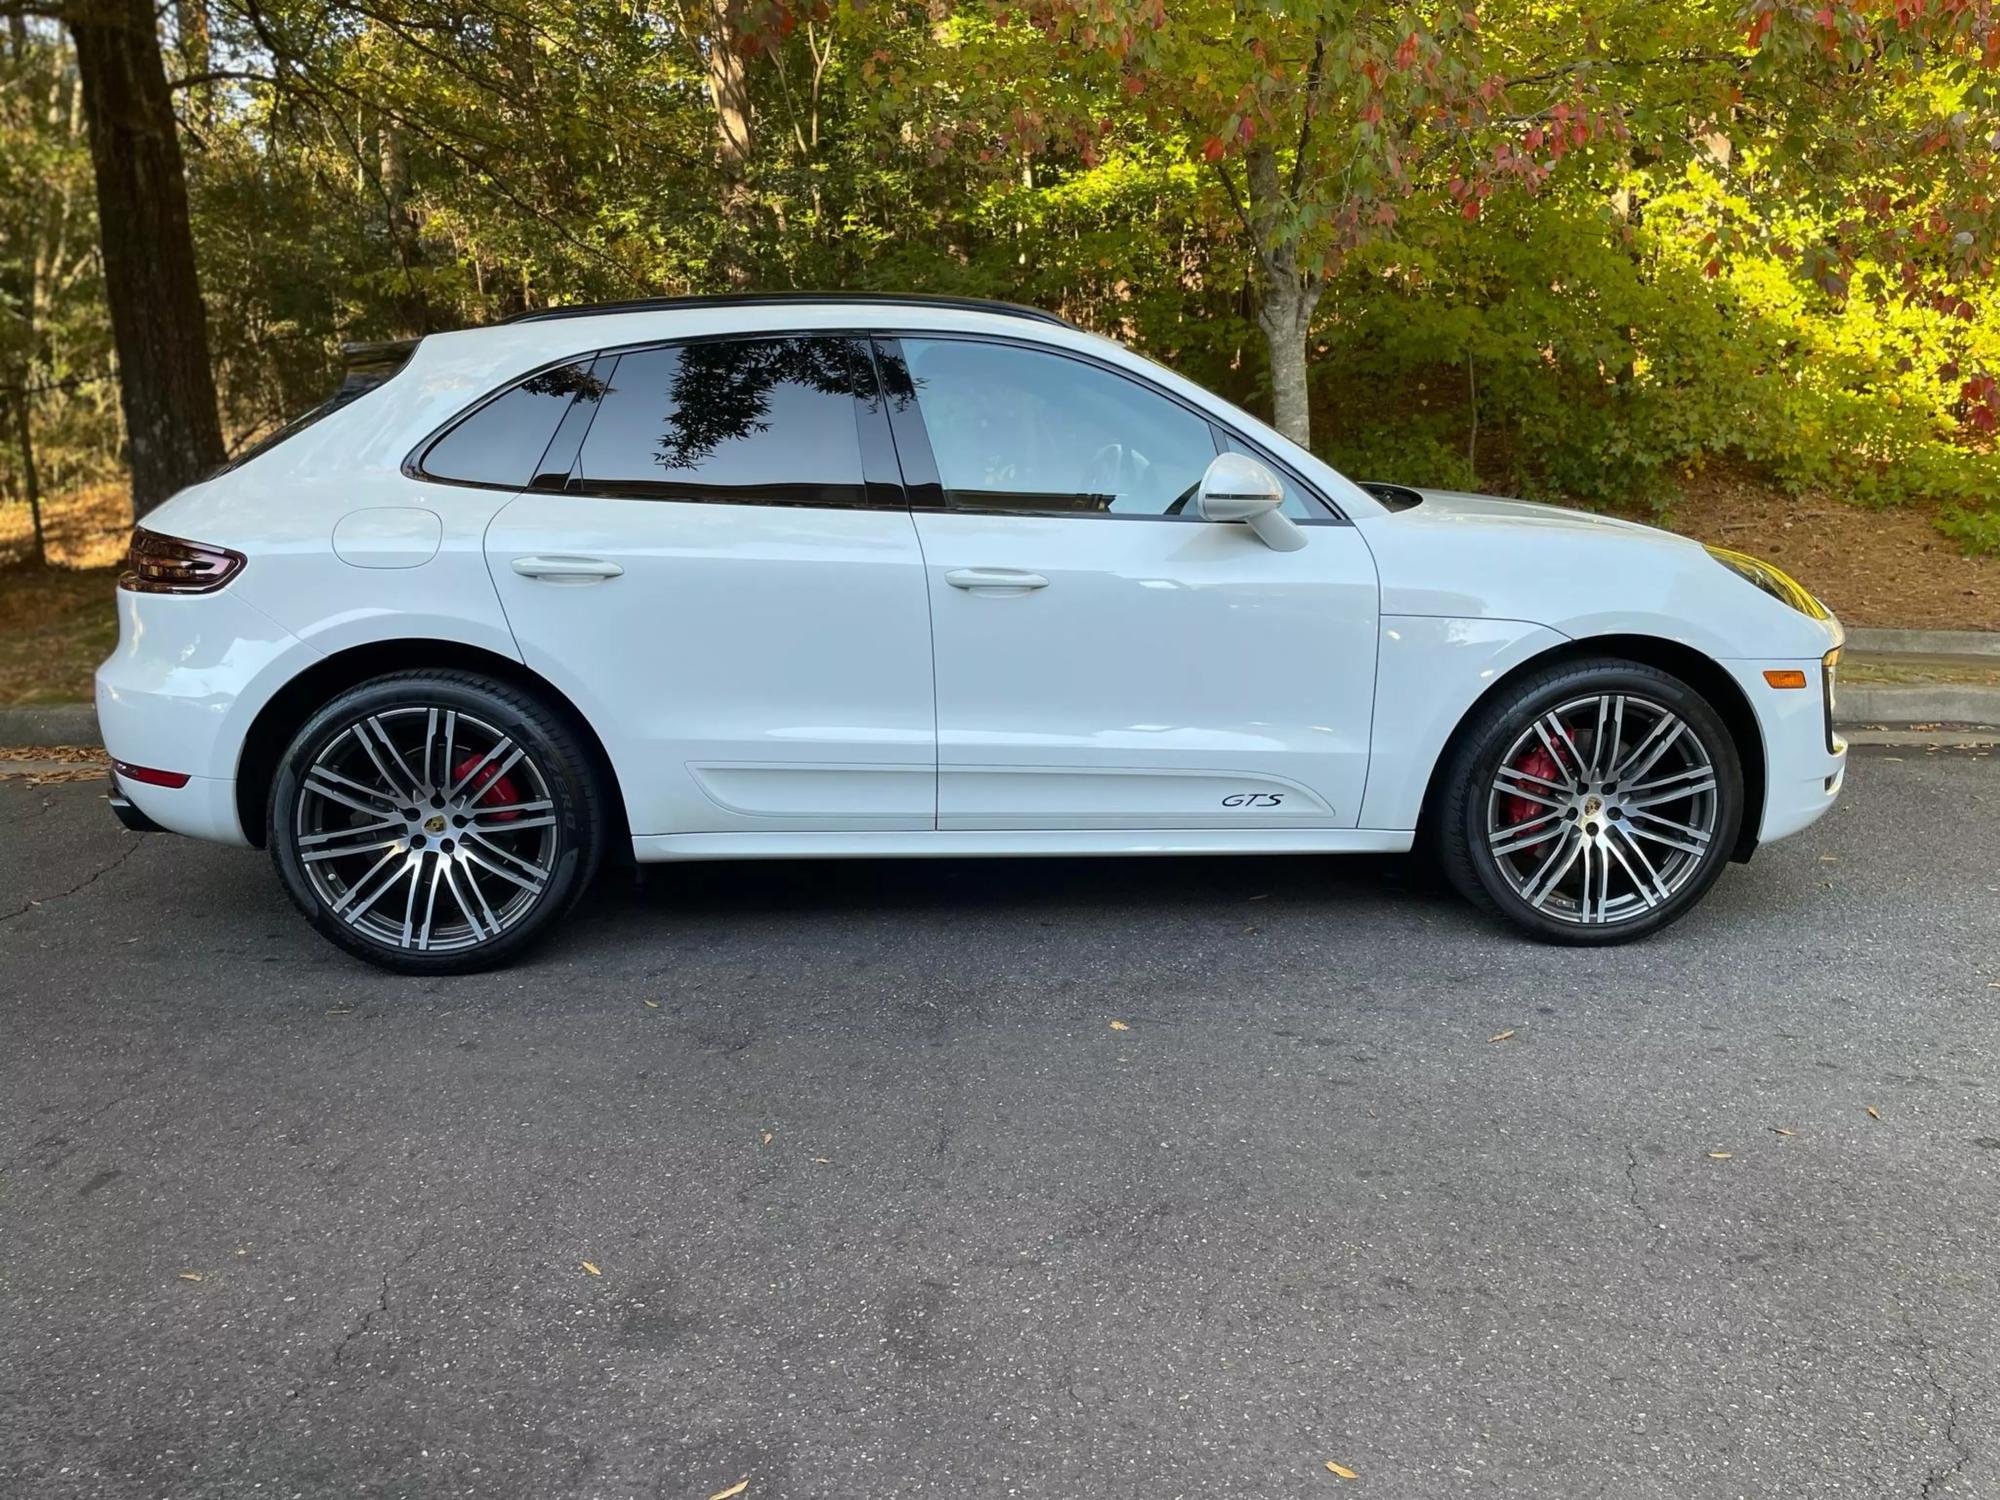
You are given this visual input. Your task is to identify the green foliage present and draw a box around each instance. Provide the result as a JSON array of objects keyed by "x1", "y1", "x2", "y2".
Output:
[{"x1": 1939, "y1": 502, "x2": 2000, "y2": 556}]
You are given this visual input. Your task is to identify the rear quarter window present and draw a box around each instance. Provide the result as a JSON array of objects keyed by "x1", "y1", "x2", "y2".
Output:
[{"x1": 416, "y1": 360, "x2": 607, "y2": 489}]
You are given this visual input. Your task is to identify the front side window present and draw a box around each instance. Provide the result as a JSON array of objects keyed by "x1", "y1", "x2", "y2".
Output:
[
  {"x1": 419, "y1": 360, "x2": 604, "y2": 488},
  {"x1": 574, "y1": 335, "x2": 873, "y2": 507},
  {"x1": 897, "y1": 338, "x2": 1219, "y2": 517}
]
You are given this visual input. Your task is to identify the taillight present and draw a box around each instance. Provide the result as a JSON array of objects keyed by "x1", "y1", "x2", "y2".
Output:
[{"x1": 119, "y1": 527, "x2": 246, "y2": 594}]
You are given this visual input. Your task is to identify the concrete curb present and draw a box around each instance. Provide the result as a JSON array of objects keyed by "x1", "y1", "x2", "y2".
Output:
[
  {"x1": 1837, "y1": 684, "x2": 2000, "y2": 729},
  {"x1": 0, "y1": 703, "x2": 100, "y2": 747},
  {"x1": 1846, "y1": 626, "x2": 2000, "y2": 657},
  {"x1": 7, "y1": 682, "x2": 1998, "y2": 751}
]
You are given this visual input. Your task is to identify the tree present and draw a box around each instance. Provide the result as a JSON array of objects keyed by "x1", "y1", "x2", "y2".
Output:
[{"x1": 63, "y1": 0, "x2": 225, "y2": 514}]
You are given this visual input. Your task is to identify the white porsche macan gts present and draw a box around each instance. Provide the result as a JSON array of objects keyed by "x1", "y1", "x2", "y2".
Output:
[{"x1": 96, "y1": 293, "x2": 1847, "y2": 971}]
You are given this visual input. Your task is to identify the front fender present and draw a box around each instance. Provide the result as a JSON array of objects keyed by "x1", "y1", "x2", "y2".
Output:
[{"x1": 1359, "y1": 616, "x2": 1570, "y2": 830}]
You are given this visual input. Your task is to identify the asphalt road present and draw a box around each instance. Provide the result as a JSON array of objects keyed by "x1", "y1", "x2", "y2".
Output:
[{"x1": 3, "y1": 745, "x2": 1997, "y2": 1500}]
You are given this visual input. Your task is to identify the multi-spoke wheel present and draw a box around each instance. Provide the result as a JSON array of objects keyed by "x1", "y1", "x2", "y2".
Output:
[
  {"x1": 1436, "y1": 659, "x2": 1744, "y2": 943},
  {"x1": 269, "y1": 672, "x2": 605, "y2": 972}
]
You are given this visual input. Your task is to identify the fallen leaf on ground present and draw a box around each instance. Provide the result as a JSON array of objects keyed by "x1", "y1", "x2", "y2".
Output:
[
  {"x1": 813, "y1": 1157, "x2": 830, "y2": 1164},
  {"x1": 1109, "y1": 1020, "x2": 1130, "y2": 1031},
  {"x1": 1708, "y1": 1152, "x2": 1732, "y2": 1160},
  {"x1": 582, "y1": 1261, "x2": 602, "y2": 1277},
  {"x1": 178, "y1": 1272, "x2": 203, "y2": 1282},
  {"x1": 643, "y1": 999, "x2": 660, "y2": 1009},
  {"x1": 1770, "y1": 1128, "x2": 1794, "y2": 1137},
  {"x1": 707, "y1": 1481, "x2": 750, "y2": 1500},
  {"x1": 1325, "y1": 1460, "x2": 1358, "y2": 1479},
  {"x1": 1488, "y1": 1029, "x2": 1516, "y2": 1044},
  {"x1": 1866, "y1": 1106, "x2": 1882, "y2": 1120},
  {"x1": 760, "y1": 1131, "x2": 773, "y2": 1146}
]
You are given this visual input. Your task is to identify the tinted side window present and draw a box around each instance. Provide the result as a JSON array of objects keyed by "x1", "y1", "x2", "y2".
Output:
[
  {"x1": 575, "y1": 336, "x2": 872, "y2": 507},
  {"x1": 899, "y1": 338, "x2": 1218, "y2": 517},
  {"x1": 420, "y1": 361, "x2": 601, "y2": 488}
]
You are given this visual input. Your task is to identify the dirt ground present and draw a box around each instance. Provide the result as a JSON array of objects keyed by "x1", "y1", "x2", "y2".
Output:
[{"x1": 1626, "y1": 467, "x2": 2000, "y2": 631}]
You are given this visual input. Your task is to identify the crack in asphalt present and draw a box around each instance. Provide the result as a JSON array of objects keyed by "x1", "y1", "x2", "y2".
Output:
[
  {"x1": 0, "y1": 1071, "x2": 152, "y2": 1180},
  {"x1": 1916, "y1": 1342, "x2": 1975, "y2": 1497},
  {"x1": 1623, "y1": 1144, "x2": 1652, "y2": 1222},
  {"x1": 1897, "y1": 1302, "x2": 1978, "y2": 1498},
  {"x1": 0, "y1": 836, "x2": 141, "y2": 926},
  {"x1": 315, "y1": 1232, "x2": 430, "y2": 1389}
]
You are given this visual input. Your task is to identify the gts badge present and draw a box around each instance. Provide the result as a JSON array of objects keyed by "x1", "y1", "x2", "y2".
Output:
[{"x1": 1222, "y1": 792, "x2": 1285, "y2": 808}]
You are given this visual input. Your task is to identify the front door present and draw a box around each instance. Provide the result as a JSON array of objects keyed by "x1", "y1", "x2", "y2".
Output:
[
  {"x1": 880, "y1": 336, "x2": 1379, "y2": 831},
  {"x1": 482, "y1": 334, "x2": 936, "y2": 837}
]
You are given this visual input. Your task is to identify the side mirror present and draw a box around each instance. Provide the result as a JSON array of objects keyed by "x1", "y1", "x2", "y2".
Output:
[{"x1": 1196, "y1": 452, "x2": 1306, "y2": 552}]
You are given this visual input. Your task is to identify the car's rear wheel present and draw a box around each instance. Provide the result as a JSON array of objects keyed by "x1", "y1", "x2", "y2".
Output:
[
  {"x1": 1435, "y1": 659, "x2": 1744, "y2": 943},
  {"x1": 269, "y1": 671, "x2": 604, "y2": 973}
]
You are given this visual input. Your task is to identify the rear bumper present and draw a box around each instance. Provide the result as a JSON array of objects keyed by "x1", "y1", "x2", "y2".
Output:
[
  {"x1": 106, "y1": 779, "x2": 166, "y2": 833},
  {"x1": 105, "y1": 766, "x2": 247, "y2": 844},
  {"x1": 94, "y1": 586, "x2": 310, "y2": 847}
]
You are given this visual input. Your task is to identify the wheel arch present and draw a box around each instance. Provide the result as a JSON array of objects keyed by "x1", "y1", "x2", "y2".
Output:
[
  {"x1": 234, "y1": 639, "x2": 632, "y2": 855},
  {"x1": 1416, "y1": 633, "x2": 1766, "y2": 862}
]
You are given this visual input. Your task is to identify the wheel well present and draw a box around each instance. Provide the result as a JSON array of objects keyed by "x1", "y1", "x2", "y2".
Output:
[
  {"x1": 1416, "y1": 634, "x2": 1767, "y2": 862},
  {"x1": 233, "y1": 640, "x2": 632, "y2": 855}
]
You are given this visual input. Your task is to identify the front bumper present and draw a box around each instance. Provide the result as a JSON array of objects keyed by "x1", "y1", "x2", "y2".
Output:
[{"x1": 1723, "y1": 656, "x2": 1847, "y2": 846}]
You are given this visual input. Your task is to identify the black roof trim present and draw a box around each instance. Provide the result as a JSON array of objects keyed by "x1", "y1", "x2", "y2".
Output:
[{"x1": 501, "y1": 292, "x2": 1075, "y2": 330}]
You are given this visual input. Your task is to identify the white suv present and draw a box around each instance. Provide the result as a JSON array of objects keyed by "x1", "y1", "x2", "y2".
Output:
[{"x1": 97, "y1": 294, "x2": 1846, "y2": 970}]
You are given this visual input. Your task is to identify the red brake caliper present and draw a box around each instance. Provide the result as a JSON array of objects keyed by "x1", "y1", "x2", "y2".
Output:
[
  {"x1": 452, "y1": 755, "x2": 522, "y2": 823},
  {"x1": 1500, "y1": 744, "x2": 1562, "y2": 850}
]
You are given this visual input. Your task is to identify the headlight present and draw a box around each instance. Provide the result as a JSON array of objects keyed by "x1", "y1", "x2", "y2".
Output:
[{"x1": 1703, "y1": 545, "x2": 1831, "y2": 620}]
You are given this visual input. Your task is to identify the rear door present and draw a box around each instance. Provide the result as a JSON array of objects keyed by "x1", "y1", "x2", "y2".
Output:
[{"x1": 472, "y1": 334, "x2": 936, "y2": 837}]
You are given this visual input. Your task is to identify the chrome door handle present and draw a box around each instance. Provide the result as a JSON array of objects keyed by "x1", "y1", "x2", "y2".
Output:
[
  {"x1": 510, "y1": 555, "x2": 624, "y2": 582},
  {"x1": 944, "y1": 567, "x2": 1049, "y2": 593}
]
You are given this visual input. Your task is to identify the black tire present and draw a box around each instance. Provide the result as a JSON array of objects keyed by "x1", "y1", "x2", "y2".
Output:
[
  {"x1": 1433, "y1": 658, "x2": 1744, "y2": 944},
  {"x1": 268, "y1": 670, "x2": 606, "y2": 973}
]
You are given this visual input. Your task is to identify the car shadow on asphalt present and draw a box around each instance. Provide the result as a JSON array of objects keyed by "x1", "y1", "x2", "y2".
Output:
[{"x1": 589, "y1": 850, "x2": 1452, "y2": 923}]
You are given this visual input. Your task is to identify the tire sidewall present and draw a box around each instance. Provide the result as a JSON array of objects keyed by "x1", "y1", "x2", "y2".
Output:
[
  {"x1": 269, "y1": 675, "x2": 593, "y2": 972},
  {"x1": 1457, "y1": 665, "x2": 1744, "y2": 943}
]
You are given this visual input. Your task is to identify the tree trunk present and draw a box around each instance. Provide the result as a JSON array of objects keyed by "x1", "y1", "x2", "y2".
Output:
[
  {"x1": 67, "y1": 0, "x2": 225, "y2": 518},
  {"x1": 1245, "y1": 143, "x2": 1321, "y2": 450},
  {"x1": 12, "y1": 393, "x2": 48, "y2": 568},
  {"x1": 701, "y1": 0, "x2": 755, "y2": 286},
  {"x1": 1256, "y1": 274, "x2": 1317, "y2": 449}
]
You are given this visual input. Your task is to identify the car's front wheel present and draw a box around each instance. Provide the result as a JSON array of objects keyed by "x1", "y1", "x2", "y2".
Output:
[
  {"x1": 1435, "y1": 659, "x2": 1745, "y2": 943},
  {"x1": 269, "y1": 671, "x2": 605, "y2": 973}
]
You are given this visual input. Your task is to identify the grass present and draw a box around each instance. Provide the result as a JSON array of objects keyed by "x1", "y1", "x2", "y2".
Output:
[{"x1": 0, "y1": 565, "x2": 119, "y2": 705}]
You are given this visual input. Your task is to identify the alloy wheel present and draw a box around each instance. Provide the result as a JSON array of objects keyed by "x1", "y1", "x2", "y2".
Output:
[
  {"x1": 293, "y1": 706, "x2": 560, "y2": 953},
  {"x1": 1483, "y1": 692, "x2": 1721, "y2": 927}
]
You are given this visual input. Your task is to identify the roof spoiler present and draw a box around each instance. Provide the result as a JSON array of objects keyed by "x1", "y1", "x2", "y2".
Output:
[{"x1": 337, "y1": 338, "x2": 420, "y2": 401}]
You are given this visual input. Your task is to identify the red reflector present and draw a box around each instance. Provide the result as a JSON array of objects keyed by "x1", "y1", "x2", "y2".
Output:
[{"x1": 114, "y1": 761, "x2": 191, "y2": 789}]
